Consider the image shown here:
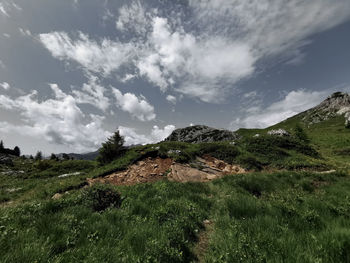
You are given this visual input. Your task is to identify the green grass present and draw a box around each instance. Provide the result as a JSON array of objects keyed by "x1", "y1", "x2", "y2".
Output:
[
  {"x1": 205, "y1": 171, "x2": 350, "y2": 263},
  {"x1": 0, "y1": 113, "x2": 349, "y2": 262},
  {"x1": 0, "y1": 170, "x2": 349, "y2": 262}
]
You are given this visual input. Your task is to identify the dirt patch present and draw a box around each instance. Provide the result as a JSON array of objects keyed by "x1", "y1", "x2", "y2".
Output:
[
  {"x1": 88, "y1": 157, "x2": 172, "y2": 186},
  {"x1": 200, "y1": 155, "x2": 246, "y2": 174},
  {"x1": 194, "y1": 219, "x2": 214, "y2": 263},
  {"x1": 88, "y1": 156, "x2": 246, "y2": 186}
]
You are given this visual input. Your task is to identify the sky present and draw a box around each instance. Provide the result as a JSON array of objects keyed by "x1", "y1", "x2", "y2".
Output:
[{"x1": 0, "y1": 0, "x2": 350, "y2": 155}]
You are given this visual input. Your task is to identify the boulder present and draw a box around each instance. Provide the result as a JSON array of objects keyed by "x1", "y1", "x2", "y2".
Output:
[
  {"x1": 267, "y1": 129, "x2": 290, "y2": 136},
  {"x1": 165, "y1": 125, "x2": 239, "y2": 143},
  {"x1": 0, "y1": 155, "x2": 13, "y2": 166}
]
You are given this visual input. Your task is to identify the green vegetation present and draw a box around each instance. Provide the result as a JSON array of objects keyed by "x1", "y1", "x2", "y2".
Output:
[
  {"x1": 0, "y1": 140, "x2": 21, "y2": 157},
  {"x1": 0, "y1": 112, "x2": 349, "y2": 262},
  {"x1": 0, "y1": 168, "x2": 349, "y2": 262},
  {"x1": 97, "y1": 131, "x2": 126, "y2": 164}
]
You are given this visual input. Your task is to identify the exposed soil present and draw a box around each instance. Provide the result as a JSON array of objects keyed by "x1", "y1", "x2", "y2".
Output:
[
  {"x1": 193, "y1": 219, "x2": 214, "y2": 263},
  {"x1": 87, "y1": 155, "x2": 247, "y2": 186},
  {"x1": 87, "y1": 157, "x2": 173, "y2": 186}
]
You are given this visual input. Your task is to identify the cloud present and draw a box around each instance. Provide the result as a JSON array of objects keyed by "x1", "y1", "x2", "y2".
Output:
[
  {"x1": 19, "y1": 28, "x2": 32, "y2": 37},
  {"x1": 119, "y1": 124, "x2": 175, "y2": 146},
  {"x1": 189, "y1": 0, "x2": 350, "y2": 58},
  {"x1": 39, "y1": 31, "x2": 135, "y2": 76},
  {"x1": 116, "y1": 0, "x2": 149, "y2": 35},
  {"x1": 0, "y1": 84, "x2": 111, "y2": 152},
  {"x1": 39, "y1": 1, "x2": 350, "y2": 103},
  {"x1": 113, "y1": 88, "x2": 156, "y2": 121},
  {"x1": 72, "y1": 76, "x2": 110, "y2": 112},
  {"x1": 0, "y1": 3, "x2": 9, "y2": 17},
  {"x1": 166, "y1": 95, "x2": 177, "y2": 104},
  {"x1": 230, "y1": 90, "x2": 328, "y2": 129},
  {"x1": 150, "y1": 125, "x2": 176, "y2": 141},
  {"x1": 121, "y1": 73, "x2": 136, "y2": 83},
  {"x1": 12, "y1": 3, "x2": 22, "y2": 11},
  {"x1": 0, "y1": 82, "x2": 10, "y2": 90}
]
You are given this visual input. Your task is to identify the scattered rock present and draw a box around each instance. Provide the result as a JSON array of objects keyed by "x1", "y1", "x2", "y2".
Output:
[
  {"x1": 52, "y1": 193, "x2": 63, "y2": 200},
  {"x1": 203, "y1": 219, "x2": 212, "y2": 225},
  {"x1": 165, "y1": 125, "x2": 239, "y2": 143},
  {"x1": 58, "y1": 172, "x2": 81, "y2": 178},
  {"x1": 167, "y1": 149, "x2": 181, "y2": 155},
  {"x1": 267, "y1": 129, "x2": 290, "y2": 136},
  {"x1": 301, "y1": 92, "x2": 350, "y2": 125},
  {"x1": 6, "y1": 187, "x2": 22, "y2": 193},
  {"x1": 0, "y1": 155, "x2": 13, "y2": 166}
]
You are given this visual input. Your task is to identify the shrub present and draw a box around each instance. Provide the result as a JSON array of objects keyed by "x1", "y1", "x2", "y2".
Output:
[
  {"x1": 83, "y1": 185, "x2": 122, "y2": 212},
  {"x1": 237, "y1": 155, "x2": 263, "y2": 171},
  {"x1": 294, "y1": 124, "x2": 310, "y2": 143},
  {"x1": 198, "y1": 143, "x2": 239, "y2": 164},
  {"x1": 34, "y1": 160, "x2": 53, "y2": 171}
]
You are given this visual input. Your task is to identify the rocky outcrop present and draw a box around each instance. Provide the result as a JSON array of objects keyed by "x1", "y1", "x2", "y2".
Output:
[
  {"x1": 267, "y1": 129, "x2": 290, "y2": 136},
  {"x1": 164, "y1": 125, "x2": 239, "y2": 143},
  {"x1": 88, "y1": 156, "x2": 246, "y2": 186},
  {"x1": 301, "y1": 92, "x2": 350, "y2": 126},
  {"x1": 0, "y1": 154, "x2": 13, "y2": 166}
]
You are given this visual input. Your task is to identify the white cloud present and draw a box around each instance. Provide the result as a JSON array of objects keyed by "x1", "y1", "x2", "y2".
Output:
[
  {"x1": 119, "y1": 124, "x2": 175, "y2": 146},
  {"x1": 38, "y1": 1, "x2": 350, "y2": 103},
  {"x1": 0, "y1": 82, "x2": 10, "y2": 90},
  {"x1": 0, "y1": 60, "x2": 4, "y2": 69},
  {"x1": 72, "y1": 76, "x2": 110, "y2": 112},
  {"x1": 3, "y1": 33, "x2": 10, "y2": 38},
  {"x1": 12, "y1": 3, "x2": 22, "y2": 11},
  {"x1": 150, "y1": 125, "x2": 176, "y2": 142},
  {"x1": 0, "y1": 3, "x2": 9, "y2": 17},
  {"x1": 118, "y1": 126, "x2": 151, "y2": 146},
  {"x1": 121, "y1": 73, "x2": 136, "y2": 83},
  {"x1": 113, "y1": 88, "x2": 156, "y2": 121},
  {"x1": 19, "y1": 28, "x2": 32, "y2": 37},
  {"x1": 230, "y1": 90, "x2": 328, "y2": 129},
  {"x1": 166, "y1": 95, "x2": 177, "y2": 104},
  {"x1": 39, "y1": 32, "x2": 135, "y2": 76},
  {"x1": 0, "y1": 84, "x2": 111, "y2": 152},
  {"x1": 116, "y1": 0, "x2": 149, "y2": 35}
]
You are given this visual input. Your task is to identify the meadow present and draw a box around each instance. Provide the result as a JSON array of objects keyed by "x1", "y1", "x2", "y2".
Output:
[{"x1": 0, "y1": 117, "x2": 349, "y2": 262}]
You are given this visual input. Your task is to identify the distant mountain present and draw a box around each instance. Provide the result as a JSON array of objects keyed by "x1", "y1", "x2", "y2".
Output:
[
  {"x1": 57, "y1": 151, "x2": 99, "y2": 161},
  {"x1": 165, "y1": 125, "x2": 239, "y2": 143}
]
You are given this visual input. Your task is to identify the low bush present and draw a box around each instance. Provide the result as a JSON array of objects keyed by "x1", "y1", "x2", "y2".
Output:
[{"x1": 82, "y1": 185, "x2": 122, "y2": 212}]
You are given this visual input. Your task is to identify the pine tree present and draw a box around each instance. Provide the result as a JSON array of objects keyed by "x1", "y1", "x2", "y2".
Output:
[
  {"x1": 62, "y1": 153, "x2": 70, "y2": 161},
  {"x1": 50, "y1": 153, "x2": 58, "y2": 161},
  {"x1": 97, "y1": 131, "x2": 125, "y2": 164},
  {"x1": 35, "y1": 151, "x2": 42, "y2": 161},
  {"x1": 13, "y1": 146, "x2": 20, "y2": 157},
  {"x1": 0, "y1": 140, "x2": 4, "y2": 151}
]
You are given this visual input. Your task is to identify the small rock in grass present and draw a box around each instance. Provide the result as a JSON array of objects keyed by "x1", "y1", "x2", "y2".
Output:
[{"x1": 52, "y1": 193, "x2": 62, "y2": 200}]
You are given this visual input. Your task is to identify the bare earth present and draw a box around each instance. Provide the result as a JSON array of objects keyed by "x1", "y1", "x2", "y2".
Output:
[{"x1": 87, "y1": 155, "x2": 246, "y2": 186}]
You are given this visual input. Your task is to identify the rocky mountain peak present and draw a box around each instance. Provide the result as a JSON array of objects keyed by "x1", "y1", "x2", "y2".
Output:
[
  {"x1": 317, "y1": 92, "x2": 350, "y2": 111},
  {"x1": 164, "y1": 125, "x2": 239, "y2": 143},
  {"x1": 302, "y1": 91, "x2": 350, "y2": 125}
]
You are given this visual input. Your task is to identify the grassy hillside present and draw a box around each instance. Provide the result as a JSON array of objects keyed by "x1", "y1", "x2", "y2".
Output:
[
  {"x1": 1, "y1": 169, "x2": 349, "y2": 262},
  {"x1": 0, "y1": 112, "x2": 349, "y2": 262},
  {"x1": 237, "y1": 113, "x2": 350, "y2": 170}
]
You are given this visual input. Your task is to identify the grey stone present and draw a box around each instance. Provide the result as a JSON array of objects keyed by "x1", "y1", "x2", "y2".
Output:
[{"x1": 165, "y1": 125, "x2": 239, "y2": 143}]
